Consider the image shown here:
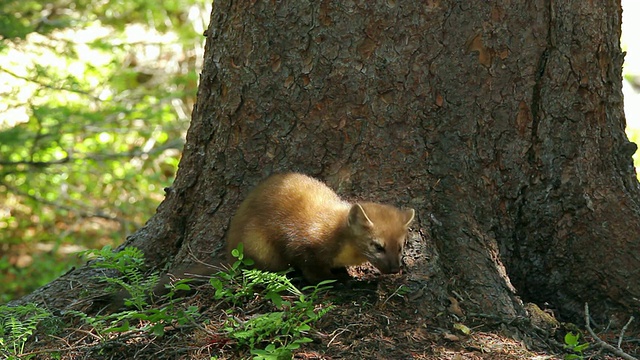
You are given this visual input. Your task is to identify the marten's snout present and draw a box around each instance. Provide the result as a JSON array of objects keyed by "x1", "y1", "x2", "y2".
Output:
[
  {"x1": 375, "y1": 257, "x2": 401, "y2": 274},
  {"x1": 387, "y1": 259, "x2": 402, "y2": 274}
]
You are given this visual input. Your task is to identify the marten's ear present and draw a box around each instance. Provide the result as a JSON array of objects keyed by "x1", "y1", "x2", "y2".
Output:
[
  {"x1": 403, "y1": 209, "x2": 415, "y2": 228},
  {"x1": 348, "y1": 204, "x2": 374, "y2": 229}
]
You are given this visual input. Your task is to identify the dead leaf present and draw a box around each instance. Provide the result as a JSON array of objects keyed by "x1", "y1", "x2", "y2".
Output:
[{"x1": 443, "y1": 332, "x2": 460, "y2": 341}]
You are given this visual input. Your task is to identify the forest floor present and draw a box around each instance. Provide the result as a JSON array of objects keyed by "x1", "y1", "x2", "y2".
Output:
[{"x1": 17, "y1": 265, "x2": 639, "y2": 360}]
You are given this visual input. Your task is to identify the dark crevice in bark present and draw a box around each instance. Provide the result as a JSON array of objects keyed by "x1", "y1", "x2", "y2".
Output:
[
  {"x1": 511, "y1": 0, "x2": 552, "y2": 308},
  {"x1": 528, "y1": 0, "x2": 553, "y2": 163},
  {"x1": 529, "y1": 48, "x2": 547, "y2": 150}
]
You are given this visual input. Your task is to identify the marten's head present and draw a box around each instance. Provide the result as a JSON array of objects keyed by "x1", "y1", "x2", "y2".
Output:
[{"x1": 348, "y1": 203, "x2": 415, "y2": 274}]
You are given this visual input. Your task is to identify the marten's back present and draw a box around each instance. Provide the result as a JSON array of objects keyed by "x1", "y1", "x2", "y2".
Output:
[{"x1": 225, "y1": 173, "x2": 351, "y2": 271}]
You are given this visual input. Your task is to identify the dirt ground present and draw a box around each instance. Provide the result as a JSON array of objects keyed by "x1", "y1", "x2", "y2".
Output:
[{"x1": 17, "y1": 266, "x2": 640, "y2": 360}]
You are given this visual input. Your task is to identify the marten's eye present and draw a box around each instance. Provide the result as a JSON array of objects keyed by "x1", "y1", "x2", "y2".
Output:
[{"x1": 373, "y1": 243, "x2": 385, "y2": 253}]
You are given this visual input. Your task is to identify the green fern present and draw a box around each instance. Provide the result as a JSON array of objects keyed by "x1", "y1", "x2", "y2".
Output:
[
  {"x1": 81, "y1": 245, "x2": 159, "y2": 311},
  {"x1": 220, "y1": 245, "x2": 334, "y2": 359},
  {"x1": 73, "y1": 246, "x2": 199, "y2": 336},
  {"x1": 0, "y1": 303, "x2": 56, "y2": 359}
]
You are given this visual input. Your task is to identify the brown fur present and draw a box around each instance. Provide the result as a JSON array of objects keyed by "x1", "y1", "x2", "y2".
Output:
[
  {"x1": 108, "y1": 173, "x2": 414, "y2": 311},
  {"x1": 226, "y1": 173, "x2": 415, "y2": 282}
]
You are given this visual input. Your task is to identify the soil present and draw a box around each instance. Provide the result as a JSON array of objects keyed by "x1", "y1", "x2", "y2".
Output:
[{"x1": 16, "y1": 266, "x2": 639, "y2": 360}]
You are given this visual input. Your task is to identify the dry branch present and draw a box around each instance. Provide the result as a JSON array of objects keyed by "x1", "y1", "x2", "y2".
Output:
[{"x1": 584, "y1": 303, "x2": 638, "y2": 360}]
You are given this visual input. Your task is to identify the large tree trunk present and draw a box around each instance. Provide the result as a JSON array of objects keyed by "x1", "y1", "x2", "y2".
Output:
[{"x1": 14, "y1": 0, "x2": 639, "y2": 332}]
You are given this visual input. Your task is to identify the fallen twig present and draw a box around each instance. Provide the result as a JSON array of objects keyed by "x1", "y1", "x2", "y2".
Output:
[
  {"x1": 584, "y1": 303, "x2": 638, "y2": 360},
  {"x1": 618, "y1": 315, "x2": 635, "y2": 349}
]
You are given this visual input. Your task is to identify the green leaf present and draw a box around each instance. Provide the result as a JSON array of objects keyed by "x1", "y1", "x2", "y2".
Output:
[
  {"x1": 173, "y1": 283, "x2": 191, "y2": 291},
  {"x1": 564, "y1": 355, "x2": 582, "y2": 360},
  {"x1": 564, "y1": 332, "x2": 579, "y2": 346},
  {"x1": 266, "y1": 291, "x2": 284, "y2": 307},
  {"x1": 104, "y1": 320, "x2": 130, "y2": 333},
  {"x1": 151, "y1": 323, "x2": 165, "y2": 337},
  {"x1": 574, "y1": 343, "x2": 589, "y2": 352}
]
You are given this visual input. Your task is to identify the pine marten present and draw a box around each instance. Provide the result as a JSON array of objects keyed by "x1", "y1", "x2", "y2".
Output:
[
  {"x1": 226, "y1": 172, "x2": 415, "y2": 282},
  {"x1": 108, "y1": 173, "x2": 414, "y2": 311}
]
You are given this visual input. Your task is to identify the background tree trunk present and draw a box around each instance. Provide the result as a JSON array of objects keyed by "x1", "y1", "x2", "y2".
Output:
[{"x1": 14, "y1": 0, "x2": 639, "y2": 329}]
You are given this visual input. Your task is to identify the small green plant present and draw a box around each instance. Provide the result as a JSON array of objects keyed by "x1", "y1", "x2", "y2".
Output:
[
  {"x1": 210, "y1": 243, "x2": 264, "y2": 305},
  {"x1": 0, "y1": 303, "x2": 58, "y2": 359},
  {"x1": 564, "y1": 331, "x2": 589, "y2": 360},
  {"x1": 70, "y1": 299, "x2": 199, "y2": 337},
  {"x1": 72, "y1": 246, "x2": 199, "y2": 336},
  {"x1": 230, "y1": 243, "x2": 256, "y2": 269},
  {"x1": 218, "y1": 245, "x2": 334, "y2": 359},
  {"x1": 82, "y1": 245, "x2": 160, "y2": 311},
  {"x1": 224, "y1": 276, "x2": 333, "y2": 360}
]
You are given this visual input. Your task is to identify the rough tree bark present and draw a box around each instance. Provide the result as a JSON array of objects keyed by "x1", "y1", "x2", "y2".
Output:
[{"x1": 14, "y1": 0, "x2": 639, "y2": 331}]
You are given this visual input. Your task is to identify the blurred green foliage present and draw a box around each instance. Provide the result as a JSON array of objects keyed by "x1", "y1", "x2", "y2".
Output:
[
  {"x1": 0, "y1": 0, "x2": 210, "y2": 302},
  {"x1": 626, "y1": 127, "x2": 640, "y2": 174}
]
